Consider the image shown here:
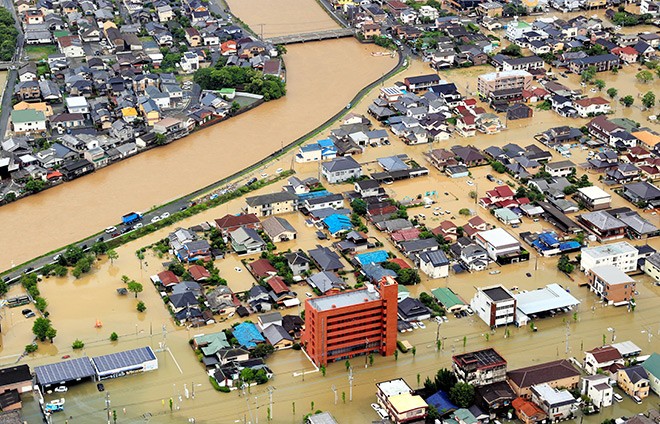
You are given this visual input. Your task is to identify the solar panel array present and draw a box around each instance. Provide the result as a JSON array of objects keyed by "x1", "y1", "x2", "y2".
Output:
[
  {"x1": 34, "y1": 357, "x2": 96, "y2": 386},
  {"x1": 91, "y1": 347, "x2": 156, "y2": 373}
]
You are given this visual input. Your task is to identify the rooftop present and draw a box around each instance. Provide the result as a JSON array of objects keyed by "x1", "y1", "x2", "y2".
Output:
[
  {"x1": 453, "y1": 348, "x2": 507, "y2": 370},
  {"x1": 476, "y1": 228, "x2": 519, "y2": 248},
  {"x1": 389, "y1": 393, "x2": 428, "y2": 413},
  {"x1": 308, "y1": 287, "x2": 381, "y2": 312},
  {"x1": 482, "y1": 285, "x2": 515, "y2": 302},
  {"x1": 478, "y1": 70, "x2": 532, "y2": 82},
  {"x1": 582, "y1": 241, "x2": 637, "y2": 258},
  {"x1": 514, "y1": 283, "x2": 580, "y2": 315},
  {"x1": 590, "y1": 265, "x2": 634, "y2": 285},
  {"x1": 508, "y1": 359, "x2": 580, "y2": 389},
  {"x1": 91, "y1": 346, "x2": 157, "y2": 373},
  {"x1": 377, "y1": 378, "x2": 412, "y2": 397}
]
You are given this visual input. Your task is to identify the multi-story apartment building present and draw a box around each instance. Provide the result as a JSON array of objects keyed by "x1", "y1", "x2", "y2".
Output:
[
  {"x1": 452, "y1": 348, "x2": 508, "y2": 387},
  {"x1": 476, "y1": 70, "x2": 533, "y2": 100},
  {"x1": 301, "y1": 277, "x2": 398, "y2": 366},
  {"x1": 579, "y1": 242, "x2": 639, "y2": 274},
  {"x1": 470, "y1": 285, "x2": 517, "y2": 327},
  {"x1": 587, "y1": 265, "x2": 636, "y2": 305}
]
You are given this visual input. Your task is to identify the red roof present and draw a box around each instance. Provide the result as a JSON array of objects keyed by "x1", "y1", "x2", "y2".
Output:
[
  {"x1": 574, "y1": 97, "x2": 609, "y2": 107},
  {"x1": 157, "y1": 270, "x2": 180, "y2": 286},
  {"x1": 267, "y1": 276, "x2": 289, "y2": 294},
  {"x1": 463, "y1": 98, "x2": 477, "y2": 107},
  {"x1": 215, "y1": 213, "x2": 260, "y2": 229},
  {"x1": 588, "y1": 346, "x2": 622, "y2": 363},
  {"x1": 188, "y1": 264, "x2": 210, "y2": 281},
  {"x1": 512, "y1": 397, "x2": 546, "y2": 419},
  {"x1": 391, "y1": 228, "x2": 421, "y2": 242},
  {"x1": 46, "y1": 170, "x2": 63, "y2": 180},
  {"x1": 494, "y1": 185, "x2": 515, "y2": 198},
  {"x1": 613, "y1": 46, "x2": 637, "y2": 56},
  {"x1": 249, "y1": 259, "x2": 277, "y2": 278},
  {"x1": 468, "y1": 216, "x2": 486, "y2": 228},
  {"x1": 388, "y1": 258, "x2": 411, "y2": 269}
]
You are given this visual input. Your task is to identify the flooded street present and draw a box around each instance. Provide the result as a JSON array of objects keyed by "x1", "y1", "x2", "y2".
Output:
[{"x1": 0, "y1": 39, "x2": 396, "y2": 271}]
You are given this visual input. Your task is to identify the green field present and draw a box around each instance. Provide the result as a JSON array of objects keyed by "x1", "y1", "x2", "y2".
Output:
[{"x1": 24, "y1": 45, "x2": 58, "y2": 61}]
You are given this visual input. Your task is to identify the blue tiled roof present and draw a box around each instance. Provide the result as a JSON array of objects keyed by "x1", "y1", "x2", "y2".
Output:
[{"x1": 323, "y1": 214, "x2": 352, "y2": 235}]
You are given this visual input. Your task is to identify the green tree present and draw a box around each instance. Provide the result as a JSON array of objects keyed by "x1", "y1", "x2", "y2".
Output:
[
  {"x1": 458, "y1": 208, "x2": 471, "y2": 216},
  {"x1": 25, "y1": 178, "x2": 46, "y2": 193},
  {"x1": 91, "y1": 241, "x2": 108, "y2": 255},
  {"x1": 501, "y1": 44, "x2": 522, "y2": 57},
  {"x1": 621, "y1": 95, "x2": 634, "y2": 107},
  {"x1": 636, "y1": 70, "x2": 654, "y2": 83},
  {"x1": 320, "y1": 364, "x2": 326, "y2": 376},
  {"x1": 25, "y1": 343, "x2": 38, "y2": 353},
  {"x1": 155, "y1": 133, "x2": 167, "y2": 146},
  {"x1": 369, "y1": 353, "x2": 374, "y2": 367},
  {"x1": 449, "y1": 382, "x2": 475, "y2": 408},
  {"x1": 642, "y1": 91, "x2": 656, "y2": 109},
  {"x1": 350, "y1": 198, "x2": 367, "y2": 216},
  {"x1": 136, "y1": 301, "x2": 146, "y2": 312},
  {"x1": 345, "y1": 360, "x2": 351, "y2": 371},
  {"x1": 426, "y1": 405, "x2": 441, "y2": 424},
  {"x1": 397, "y1": 268, "x2": 421, "y2": 285},
  {"x1": 110, "y1": 332, "x2": 119, "y2": 341},
  {"x1": 594, "y1": 79, "x2": 606, "y2": 90},
  {"x1": 412, "y1": 346, "x2": 417, "y2": 357},
  {"x1": 0, "y1": 280, "x2": 7, "y2": 296},
  {"x1": 62, "y1": 245, "x2": 85, "y2": 266},
  {"x1": 127, "y1": 281, "x2": 143, "y2": 298},
  {"x1": 394, "y1": 350, "x2": 398, "y2": 361},
  {"x1": 107, "y1": 249, "x2": 119, "y2": 264},
  {"x1": 250, "y1": 343, "x2": 274, "y2": 358},
  {"x1": 606, "y1": 87, "x2": 618, "y2": 99},
  {"x1": 581, "y1": 66, "x2": 597, "y2": 83},
  {"x1": 32, "y1": 317, "x2": 53, "y2": 341},
  {"x1": 435, "y1": 368, "x2": 457, "y2": 392},
  {"x1": 558, "y1": 254, "x2": 574, "y2": 273},
  {"x1": 35, "y1": 297, "x2": 47, "y2": 312}
]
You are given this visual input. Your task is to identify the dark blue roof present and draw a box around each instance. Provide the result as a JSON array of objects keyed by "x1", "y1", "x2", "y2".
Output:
[{"x1": 426, "y1": 390, "x2": 458, "y2": 414}]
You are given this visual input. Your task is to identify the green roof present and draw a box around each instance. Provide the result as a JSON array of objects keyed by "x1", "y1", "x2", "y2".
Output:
[
  {"x1": 219, "y1": 88, "x2": 236, "y2": 94},
  {"x1": 642, "y1": 352, "x2": 660, "y2": 378},
  {"x1": 431, "y1": 287, "x2": 464, "y2": 309},
  {"x1": 194, "y1": 331, "x2": 230, "y2": 356},
  {"x1": 11, "y1": 109, "x2": 45, "y2": 124},
  {"x1": 398, "y1": 285, "x2": 409, "y2": 293},
  {"x1": 53, "y1": 30, "x2": 71, "y2": 38}
]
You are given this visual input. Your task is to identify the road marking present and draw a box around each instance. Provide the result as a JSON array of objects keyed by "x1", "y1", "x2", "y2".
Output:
[{"x1": 167, "y1": 347, "x2": 183, "y2": 374}]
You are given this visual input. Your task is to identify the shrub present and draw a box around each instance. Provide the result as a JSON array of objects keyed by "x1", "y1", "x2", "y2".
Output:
[
  {"x1": 136, "y1": 301, "x2": 146, "y2": 312},
  {"x1": 25, "y1": 344, "x2": 38, "y2": 353},
  {"x1": 72, "y1": 339, "x2": 85, "y2": 349},
  {"x1": 110, "y1": 332, "x2": 118, "y2": 341}
]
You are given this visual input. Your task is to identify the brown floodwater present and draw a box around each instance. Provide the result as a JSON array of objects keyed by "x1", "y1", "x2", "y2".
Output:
[
  {"x1": 0, "y1": 39, "x2": 396, "y2": 271},
  {"x1": 226, "y1": 0, "x2": 339, "y2": 38}
]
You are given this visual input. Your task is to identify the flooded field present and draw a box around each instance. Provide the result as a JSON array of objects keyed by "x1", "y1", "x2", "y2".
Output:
[
  {"x1": 0, "y1": 39, "x2": 396, "y2": 271},
  {"x1": 226, "y1": 0, "x2": 339, "y2": 38}
]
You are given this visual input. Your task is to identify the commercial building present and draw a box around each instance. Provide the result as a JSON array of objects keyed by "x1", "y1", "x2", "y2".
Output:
[
  {"x1": 587, "y1": 265, "x2": 636, "y2": 305},
  {"x1": 580, "y1": 242, "x2": 639, "y2": 274},
  {"x1": 507, "y1": 360, "x2": 580, "y2": 399},
  {"x1": 301, "y1": 278, "x2": 398, "y2": 366},
  {"x1": 575, "y1": 187, "x2": 611, "y2": 211},
  {"x1": 34, "y1": 357, "x2": 97, "y2": 389},
  {"x1": 470, "y1": 285, "x2": 517, "y2": 328},
  {"x1": 91, "y1": 347, "x2": 158, "y2": 380},
  {"x1": 476, "y1": 70, "x2": 533, "y2": 100},
  {"x1": 513, "y1": 284, "x2": 580, "y2": 326},
  {"x1": 452, "y1": 348, "x2": 508, "y2": 387},
  {"x1": 376, "y1": 379, "x2": 428, "y2": 424}
]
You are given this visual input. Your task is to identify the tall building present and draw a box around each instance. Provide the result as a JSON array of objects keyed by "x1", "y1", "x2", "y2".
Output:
[
  {"x1": 470, "y1": 285, "x2": 517, "y2": 328},
  {"x1": 580, "y1": 242, "x2": 638, "y2": 274},
  {"x1": 301, "y1": 277, "x2": 398, "y2": 366},
  {"x1": 476, "y1": 70, "x2": 533, "y2": 100},
  {"x1": 453, "y1": 348, "x2": 508, "y2": 387}
]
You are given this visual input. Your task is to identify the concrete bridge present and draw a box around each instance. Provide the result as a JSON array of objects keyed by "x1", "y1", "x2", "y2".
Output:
[{"x1": 265, "y1": 28, "x2": 355, "y2": 45}]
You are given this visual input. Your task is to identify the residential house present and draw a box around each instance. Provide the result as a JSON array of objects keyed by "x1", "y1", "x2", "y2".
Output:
[
  {"x1": 452, "y1": 348, "x2": 508, "y2": 387},
  {"x1": 573, "y1": 97, "x2": 610, "y2": 118},
  {"x1": 580, "y1": 242, "x2": 639, "y2": 274},
  {"x1": 244, "y1": 192, "x2": 298, "y2": 217},
  {"x1": 529, "y1": 384, "x2": 576, "y2": 422},
  {"x1": 376, "y1": 379, "x2": 428, "y2": 424},
  {"x1": 417, "y1": 250, "x2": 449, "y2": 279},
  {"x1": 308, "y1": 245, "x2": 344, "y2": 272},
  {"x1": 641, "y1": 353, "x2": 660, "y2": 395},
  {"x1": 617, "y1": 366, "x2": 650, "y2": 400},
  {"x1": 568, "y1": 54, "x2": 619, "y2": 73},
  {"x1": 587, "y1": 265, "x2": 635, "y2": 305},
  {"x1": 575, "y1": 186, "x2": 611, "y2": 211},
  {"x1": 285, "y1": 251, "x2": 311, "y2": 279},
  {"x1": 545, "y1": 160, "x2": 576, "y2": 177},
  {"x1": 10, "y1": 110, "x2": 46, "y2": 135},
  {"x1": 214, "y1": 213, "x2": 261, "y2": 237},
  {"x1": 229, "y1": 227, "x2": 266, "y2": 256},
  {"x1": 507, "y1": 360, "x2": 581, "y2": 399},
  {"x1": 584, "y1": 345, "x2": 625, "y2": 375},
  {"x1": 321, "y1": 156, "x2": 362, "y2": 183},
  {"x1": 261, "y1": 216, "x2": 297, "y2": 242},
  {"x1": 580, "y1": 375, "x2": 613, "y2": 408}
]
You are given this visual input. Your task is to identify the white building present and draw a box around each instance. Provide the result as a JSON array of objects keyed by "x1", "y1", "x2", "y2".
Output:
[
  {"x1": 91, "y1": 346, "x2": 158, "y2": 379},
  {"x1": 180, "y1": 52, "x2": 200, "y2": 74},
  {"x1": 580, "y1": 242, "x2": 639, "y2": 274},
  {"x1": 530, "y1": 383, "x2": 576, "y2": 421},
  {"x1": 576, "y1": 186, "x2": 611, "y2": 211},
  {"x1": 573, "y1": 97, "x2": 611, "y2": 118},
  {"x1": 642, "y1": 252, "x2": 660, "y2": 282},
  {"x1": 545, "y1": 160, "x2": 576, "y2": 177},
  {"x1": 417, "y1": 250, "x2": 449, "y2": 279},
  {"x1": 470, "y1": 285, "x2": 516, "y2": 328},
  {"x1": 65, "y1": 96, "x2": 89, "y2": 114},
  {"x1": 474, "y1": 228, "x2": 521, "y2": 261},
  {"x1": 419, "y1": 5, "x2": 439, "y2": 19},
  {"x1": 581, "y1": 375, "x2": 613, "y2": 408}
]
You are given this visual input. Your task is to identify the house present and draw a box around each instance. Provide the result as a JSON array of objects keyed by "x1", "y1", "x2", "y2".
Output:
[
  {"x1": 321, "y1": 156, "x2": 362, "y2": 184},
  {"x1": 575, "y1": 186, "x2": 611, "y2": 211},
  {"x1": 214, "y1": 213, "x2": 261, "y2": 237},
  {"x1": 641, "y1": 353, "x2": 660, "y2": 395},
  {"x1": 308, "y1": 246, "x2": 344, "y2": 272},
  {"x1": 229, "y1": 227, "x2": 266, "y2": 255},
  {"x1": 507, "y1": 103, "x2": 533, "y2": 121},
  {"x1": 452, "y1": 348, "x2": 508, "y2": 387},
  {"x1": 398, "y1": 297, "x2": 431, "y2": 322},
  {"x1": 587, "y1": 265, "x2": 635, "y2": 305},
  {"x1": 507, "y1": 360, "x2": 580, "y2": 399},
  {"x1": 11, "y1": 110, "x2": 46, "y2": 135},
  {"x1": 573, "y1": 97, "x2": 610, "y2": 118},
  {"x1": 285, "y1": 251, "x2": 311, "y2": 279},
  {"x1": 512, "y1": 397, "x2": 547, "y2": 424},
  {"x1": 245, "y1": 192, "x2": 298, "y2": 217},
  {"x1": 474, "y1": 228, "x2": 522, "y2": 263},
  {"x1": 642, "y1": 252, "x2": 660, "y2": 283},
  {"x1": 417, "y1": 250, "x2": 449, "y2": 279},
  {"x1": 611, "y1": 46, "x2": 638, "y2": 64},
  {"x1": 263, "y1": 324, "x2": 293, "y2": 349},
  {"x1": 57, "y1": 35, "x2": 85, "y2": 57},
  {"x1": 583, "y1": 345, "x2": 624, "y2": 375},
  {"x1": 580, "y1": 375, "x2": 613, "y2": 408},
  {"x1": 622, "y1": 181, "x2": 660, "y2": 208},
  {"x1": 529, "y1": 384, "x2": 576, "y2": 422},
  {"x1": 470, "y1": 285, "x2": 516, "y2": 327},
  {"x1": 376, "y1": 379, "x2": 428, "y2": 424},
  {"x1": 404, "y1": 74, "x2": 441, "y2": 92},
  {"x1": 307, "y1": 271, "x2": 347, "y2": 294},
  {"x1": 0, "y1": 365, "x2": 33, "y2": 394},
  {"x1": 248, "y1": 285, "x2": 272, "y2": 312},
  {"x1": 232, "y1": 322, "x2": 266, "y2": 349},
  {"x1": 180, "y1": 51, "x2": 199, "y2": 73},
  {"x1": 617, "y1": 366, "x2": 650, "y2": 400},
  {"x1": 188, "y1": 264, "x2": 210, "y2": 282},
  {"x1": 545, "y1": 160, "x2": 576, "y2": 177},
  {"x1": 261, "y1": 216, "x2": 297, "y2": 242}
]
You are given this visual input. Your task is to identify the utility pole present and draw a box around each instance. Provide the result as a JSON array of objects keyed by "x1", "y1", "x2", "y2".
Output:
[
  {"x1": 565, "y1": 321, "x2": 570, "y2": 354},
  {"x1": 331, "y1": 385, "x2": 337, "y2": 405},
  {"x1": 435, "y1": 322, "x2": 441, "y2": 351},
  {"x1": 267, "y1": 386, "x2": 275, "y2": 420},
  {"x1": 105, "y1": 392, "x2": 111, "y2": 424},
  {"x1": 348, "y1": 367, "x2": 353, "y2": 401}
]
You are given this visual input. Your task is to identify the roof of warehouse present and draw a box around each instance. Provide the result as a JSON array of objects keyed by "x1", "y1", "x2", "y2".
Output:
[
  {"x1": 514, "y1": 283, "x2": 580, "y2": 315},
  {"x1": 91, "y1": 347, "x2": 156, "y2": 373},
  {"x1": 34, "y1": 357, "x2": 95, "y2": 386}
]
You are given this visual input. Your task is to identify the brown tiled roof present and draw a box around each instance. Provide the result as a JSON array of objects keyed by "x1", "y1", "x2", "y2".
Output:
[
  {"x1": 589, "y1": 346, "x2": 622, "y2": 363},
  {"x1": 507, "y1": 359, "x2": 579, "y2": 388},
  {"x1": 214, "y1": 213, "x2": 260, "y2": 229}
]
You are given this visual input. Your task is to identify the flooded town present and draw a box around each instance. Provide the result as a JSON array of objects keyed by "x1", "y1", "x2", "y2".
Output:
[{"x1": 0, "y1": 0, "x2": 659, "y2": 421}]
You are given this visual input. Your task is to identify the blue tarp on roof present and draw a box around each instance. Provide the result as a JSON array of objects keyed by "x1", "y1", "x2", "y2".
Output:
[
  {"x1": 297, "y1": 190, "x2": 331, "y2": 201},
  {"x1": 362, "y1": 263, "x2": 397, "y2": 282},
  {"x1": 317, "y1": 138, "x2": 335, "y2": 148},
  {"x1": 426, "y1": 390, "x2": 458, "y2": 415},
  {"x1": 323, "y1": 214, "x2": 352, "y2": 235},
  {"x1": 559, "y1": 241, "x2": 581, "y2": 251},
  {"x1": 538, "y1": 232, "x2": 559, "y2": 247},
  {"x1": 232, "y1": 322, "x2": 265, "y2": 349},
  {"x1": 355, "y1": 250, "x2": 389, "y2": 266}
]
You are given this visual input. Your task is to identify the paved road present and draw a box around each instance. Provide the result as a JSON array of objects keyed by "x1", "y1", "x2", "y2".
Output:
[{"x1": 0, "y1": 68, "x2": 17, "y2": 138}]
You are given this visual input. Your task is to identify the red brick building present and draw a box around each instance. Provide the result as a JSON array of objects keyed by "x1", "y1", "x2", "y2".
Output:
[{"x1": 301, "y1": 277, "x2": 398, "y2": 366}]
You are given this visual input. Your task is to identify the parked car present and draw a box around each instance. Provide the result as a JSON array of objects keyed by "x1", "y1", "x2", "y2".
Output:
[
  {"x1": 417, "y1": 321, "x2": 426, "y2": 329},
  {"x1": 97, "y1": 383, "x2": 105, "y2": 392},
  {"x1": 486, "y1": 174, "x2": 495, "y2": 182},
  {"x1": 613, "y1": 393, "x2": 623, "y2": 402},
  {"x1": 54, "y1": 386, "x2": 68, "y2": 393},
  {"x1": 160, "y1": 212, "x2": 170, "y2": 219},
  {"x1": 442, "y1": 316, "x2": 448, "y2": 323},
  {"x1": 151, "y1": 216, "x2": 161, "y2": 223},
  {"x1": 632, "y1": 396, "x2": 642, "y2": 404},
  {"x1": 105, "y1": 226, "x2": 117, "y2": 234},
  {"x1": 22, "y1": 309, "x2": 35, "y2": 318}
]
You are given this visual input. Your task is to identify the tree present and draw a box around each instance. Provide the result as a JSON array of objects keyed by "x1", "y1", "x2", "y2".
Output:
[
  {"x1": 581, "y1": 66, "x2": 597, "y2": 83},
  {"x1": 91, "y1": 241, "x2": 108, "y2": 255},
  {"x1": 127, "y1": 281, "x2": 143, "y2": 298},
  {"x1": 449, "y1": 382, "x2": 475, "y2": 408},
  {"x1": 136, "y1": 301, "x2": 146, "y2": 312},
  {"x1": 62, "y1": 245, "x2": 85, "y2": 266},
  {"x1": 558, "y1": 254, "x2": 574, "y2": 274},
  {"x1": 345, "y1": 360, "x2": 351, "y2": 371},
  {"x1": 412, "y1": 346, "x2": 417, "y2": 357},
  {"x1": 426, "y1": 405, "x2": 441, "y2": 424},
  {"x1": 250, "y1": 343, "x2": 275, "y2": 359},
  {"x1": 642, "y1": 91, "x2": 656, "y2": 109},
  {"x1": 32, "y1": 317, "x2": 55, "y2": 341},
  {"x1": 320, "y1": 364, "x2": 326, "y2": 376},
  {"x1": 397, "y1": 268, "x2": 421, "y2": 285},
  {"x1": 435, "y1": 368, "x2": 457, "y2": 392},
  {"x1": 0, "y1": 280, "x2": 7, "y2": 296},
  {"x1": 110, "y1": 332, "x2": 119, "y2": 341},
  {"x1": 369, "y1": 353, "x2": 374, "y2": 367},
  {"x1": 501, "y1": 44, "x2": 521, "y2": 57},
  {"x1": 458, "y1": 208, "x2": 471, "y2": 216},
  {"x1": 620, "y1": 95, "x2": 634, "y2": 107},
  {"x1": 491, "y1": 161, "x2": 507, "y2": 173},
  {"x1": 25, "y1": 343, "x2": 38, "y2": 353},
  {"x1": 636, "y1": 70, "x2": 654, "y2": 83},
  {"x1": 394, "y1": 350, "x2": 398, "y2": 361},
  {"x1": 72, "y1": 339, "x2": 85, "y2": 349},
  {"x1": 25, "y1": 178, "x2": 46, "y2": 193},
  {"x1": 107, "y1": 249, "x2": 119, "y2": 264},
  {"x1": 563, "y1": 185, "x2": 577, "y2": 195},
  {"x1": 350, "y1": 198, "x2": 367, "y2": 216},
  {"x1": 594, "y1": 79, "x2": 606, "y2": 90},
  {"x1": 35, "y1": 297, "x2": 47, "y2": 312},
  {"x1": 606, "y1": 87, "x2": 618, "y2": 99}
]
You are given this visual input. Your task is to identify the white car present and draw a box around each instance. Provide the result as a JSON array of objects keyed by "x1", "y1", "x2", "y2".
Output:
[
  {"x1": 417, "y1": 321, "x2": 426, "y2": 329},
  {"x1": 150, "y1": 216, "x2": 161, "y2": 223},
  {"x1": 410, "y1": 322, "x2": 418, "y2": 329},
  {"x1": 261, "y1": 173, "x2": 268, "y2": 178},
  {"x1": 276, "y1": 168, "x2": 283, "y2": 174},
  {"x1": 467, "y1": 180, "x2": 474, "y2": 186},
  {"x1": 104, "y1": 226, "x2": 117, "y2": 234},
  {"x1": 234, "y1": 267, "x2": 242, "y2": 272},
  {"x1": 442, "y1": 316, "x2": 448, "y2": 323},
  {"x1": 306, "y1": 292, "x2": 313, "y2": 298},
  {"x1": 134, "y1": 223, "x2": 143, "y2": 229},
  {"x1": 613, "y1": 393, "x2": 623, "y2": 402},
  {"x1": 434, "y1": 316, "x2": 443, "y2": 324},
  {"x1": 160, "y1": 212, "x2": 170, "y2": 219},
  {"x1": 227, "y1": 311, "x2": 235, "y2": 318},
  {"x1": 54, "y1": 386, "x2": 68, "y2": 393}
]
